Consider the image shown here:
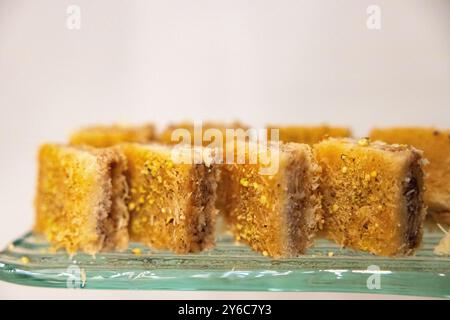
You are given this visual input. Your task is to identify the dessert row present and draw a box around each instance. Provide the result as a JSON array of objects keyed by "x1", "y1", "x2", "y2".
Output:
[{"x1": 34, "y1": 123, "x2": 449, "y2": 257}]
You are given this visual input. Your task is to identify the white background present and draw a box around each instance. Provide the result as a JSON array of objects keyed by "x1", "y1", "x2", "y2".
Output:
[{"x1": 0, "y1": 0, "x2": 449, "y2": 299}]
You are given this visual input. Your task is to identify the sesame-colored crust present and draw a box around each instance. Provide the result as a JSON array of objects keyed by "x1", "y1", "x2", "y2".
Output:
[
  {"x1": 70, "y1": 124, "x2": 156, "y2": 148},
  {"x1": 370, "y1": 127, "x2": 450, "y2": 215},
  {"x1": 267, "y1": 125, "x2": 352, "y2": 144},
  {"x1": 121, "y1": 143, "x2": 218, "y2": 253},
  {"x1": 223, "y1": 143, "x2": 322, "y2": 258},
  {"x1": 34, "y1": 144, "x2": 129, "y2": 254},
  {"x1": 314, "y1": 138, "x2": 426, "y2": 256}
]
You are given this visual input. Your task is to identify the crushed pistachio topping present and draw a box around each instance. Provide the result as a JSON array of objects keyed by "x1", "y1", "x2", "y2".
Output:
[
  {"x1": 131, "y1": 248, "x2": 142, "y2": 255},
  {"x1": 259, "y1": 195, "x2": 267, "y2": 205},
  {"x1": 20, "y1": 256, "x2": 30, "y2": 264},
  {"x1": 128, "y1": 202, "x2": 136, "y2": 211},
  {"x1": 358, "y1": 137, "x2": 370, "y2": 146},
  {"x1": 239, "y1": 178, "x2": 249, "y2": 187}
]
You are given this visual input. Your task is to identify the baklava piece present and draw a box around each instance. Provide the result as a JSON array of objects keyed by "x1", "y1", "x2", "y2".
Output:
[
  {"x1": 70, "y1": 123, "x2": 156, "y2": 148},
  {"x1": 314, "y1": 138, "x2": 427, "y2": 256},
  {"x1": 34, "y1": 144, "x2": 129, "y2": 254},
  {"x1": 223, "y1": 142, "x2": 322, "y2": 258},
  {"x1": 121, "y1": 143, "x2": 218, "y2": 253},
  {"x1": 370, "y1": 127, "x2": 450, "y2": 218},
  {"x1": 159, "y1": 121, "x2": 249, "y2": 221},
  {"x1": 267, "y1": 125, "x2": 351, "y2": 144}
]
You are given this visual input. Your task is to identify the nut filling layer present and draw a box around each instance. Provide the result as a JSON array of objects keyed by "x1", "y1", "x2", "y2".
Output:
[{"x1": 403, "y1": 163, "x2": 425, "y2": 249}]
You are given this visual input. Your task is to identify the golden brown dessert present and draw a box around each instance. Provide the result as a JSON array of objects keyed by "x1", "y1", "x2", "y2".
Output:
[
  {"x1": 121, "y1": 143, "x2": 218, "y2": 253},
  {"x1": 370, "y1": 127, "x2": 450, "y2": 217},
  {"x1": 223, "y1": 142, "x2": 322, "y2": 258},
  {"x1": 158, "y1": 121, "x2": 249, "y2": 147},
  {"x1": 34, "y1": 144, "x2": 129, "y2": 254},
  {"x1": 70, "y1": 124, "x2": 156, "y2": 148},
  {"x1": 314, "y1": 138, "x2": 427, "y2": 256},
  {"x1": 159, "y1": 121, "x2": 249, "y2": 221},
  {"x1": 267, "y1": 125, "x2": 351, "y2": 144}
]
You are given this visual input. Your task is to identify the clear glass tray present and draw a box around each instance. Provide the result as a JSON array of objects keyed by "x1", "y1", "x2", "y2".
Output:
[{"x1": 0, "y1": 230, "x2": 449, "y2": 297}]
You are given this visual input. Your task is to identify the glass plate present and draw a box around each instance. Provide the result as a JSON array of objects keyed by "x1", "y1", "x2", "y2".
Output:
[{"x1": 0, "y1": 230, "x2": 449, "y2": 297}]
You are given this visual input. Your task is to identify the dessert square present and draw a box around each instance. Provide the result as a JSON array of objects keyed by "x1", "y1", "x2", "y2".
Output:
[
  {"x1": 70, "y1": 124, "x2": 156, "y2": 148},
  {"x1": 370, "y1": 127, "x2": 450, "y2": 218},
  {"x1": 121, "y1": 143, "x2": 218, "y2": 253},
  {"x1": 158, "y1": 121, "x2": 249, "y2": 225},
  {"x1": 34, "y1": 144, "x2": 129, "y2": 254},
  {"x1": 314, "y1": 138, "x2": 427, "y2": 256},
  {"x1": 223, "y1": 142, "x2": 322, "y2": 258},
  {"x1": 267, "y1": 125, "x2": 351, "y2": 144}
]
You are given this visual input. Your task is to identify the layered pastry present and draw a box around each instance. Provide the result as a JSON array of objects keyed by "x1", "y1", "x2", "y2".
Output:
[
  {"x1": 121, "y1": 143, "x2": 218, "y2": 253},
  {"x1": 370, "y1": 127, "x2": 450, "y2": 220},
  {"x1": 314, "y1": 138, "x2": 427, "y2": 256},
  {"x1": 70, "y1": 124, "x2": 156, "y2": 148},
  {"x1": 267, "y1": 125, "x2": 351, "y2": 144},
  {"x1": 223, "y1": 142, "x2": 322, "y2": 258},
  {"x1": 34, "y1": 144, "x2": 129, "y2": 254},
  {"x1": 159, "y1": 121, "x2": 249, "y2": 222}
]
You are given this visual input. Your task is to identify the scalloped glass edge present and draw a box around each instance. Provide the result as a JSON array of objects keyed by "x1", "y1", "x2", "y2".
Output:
[{"x1": 0, "y1": 230, "x2": 449, "y2": 298}]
